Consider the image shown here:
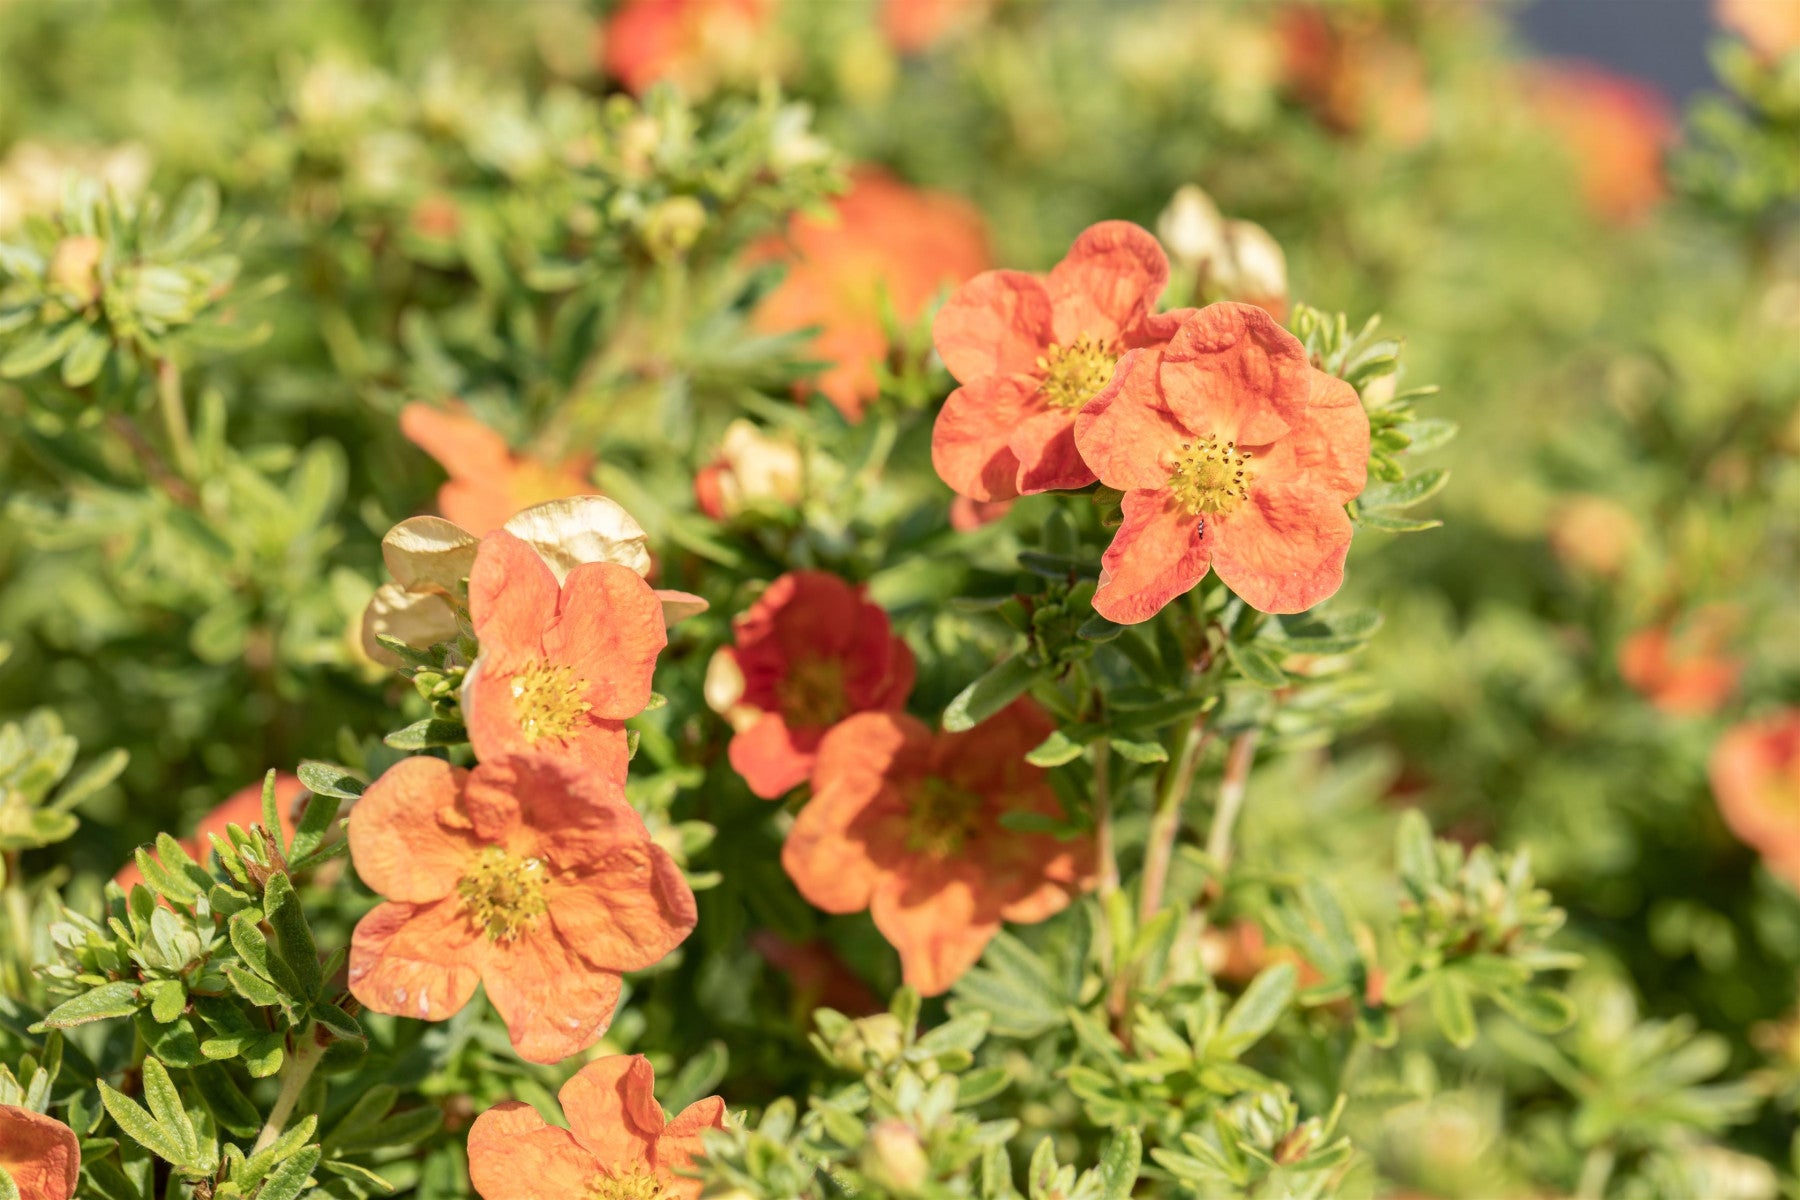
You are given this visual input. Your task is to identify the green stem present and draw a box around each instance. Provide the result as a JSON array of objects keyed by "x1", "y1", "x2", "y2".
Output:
[
  {"x1": 1576, "y1": 1145, "x2": 1615, "y2": 1200},
  {"x1": 1204, "y1": 730, "x2": 1260, "y2": 872},
  {"x1": 1138, "y1": 715, "x2": 1212, "y2": 928},
  {"x1": 156, "y1": 358, "x2": 199, "y2": 482},
  {"x1": 1093, "y1": 741, "x2": 1118, "y2": 899},
  {"x1": 251, "y1": 1035, "x2": 322, "y2": 1154}
]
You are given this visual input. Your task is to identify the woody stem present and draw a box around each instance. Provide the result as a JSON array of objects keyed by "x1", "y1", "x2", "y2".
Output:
[
  {"x1": 1204, "y1": 730, "x2": 1259, "y2": 874},
  {"x1": 251, "y1": 1033, "x2": 323, "y2": 1153},
  {"x1": 1138, "y1": 715, "x2": 1211, "y2": 928}
]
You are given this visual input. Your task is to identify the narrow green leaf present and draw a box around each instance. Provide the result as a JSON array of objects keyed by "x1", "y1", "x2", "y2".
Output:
[
  {"x1": 262, "y1": 872, "x2": 322, "y2": 1001},
  {"x1": 1216, "y1": 963, "x2": 1296, "y2": 1057},
  {"x1": 33, "y1": 981, "x2": 139, "y2": 1030},
  {"x1": 1224, "y1": 640, "x2": 1287, "y2": 689},
  {"x1": 381, "y1": 718, "x2": 469, "y2": 750},
  {"x1": 943, "y1": 655, "x2": 1041, "y2": 733}
]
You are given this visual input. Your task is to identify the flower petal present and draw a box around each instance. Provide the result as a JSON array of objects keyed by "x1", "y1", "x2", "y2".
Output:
[
  {"x1": 0, "y1": 1105, "x2": 80, "y2": 1200},
  {"x1": 931, "y1": 374, "x2": 1045, "y2": 502},
  {"x1": 348, "y1": 757, "x2": 479, "y2": 904},
  {"x1": 782, "y1": 713, "x2": 923, "y2": 913},
  {"x1": 560, "y1": 1055, "x2": 664, "y2": 1171},
  {"x1": 1158, "y1": 303, "x2": 1306, "y2": 446},
  {"x1": 657, "y1": 1096, "x2": 728, "y2": 1200},
  {"x1": 868, "y1": 869, "x2": 999, "y2": 997},
  {"x1": 1009, "y1": 406, "x2": 1094, "y2": 494},
  {"x1": 931, "y1": 269, "x2": 1054, "y2": 383},
  {"x1": 462, "y1": 661, "x2": 634, "y2": 779},
  {"x1": 480, "y1": 929, "x2": 624, "y2": 1063},
  {"x1": 502, "y1": 496, "x2": 653, "y2": 583},
  {"x1": 360, "y1": 583, "x2": 460, "y2": 665},
  {"x1": 348, "y1": 898, "x2": 483, "y2": 1023},
  {"x1": 467, "y1": 1103, "x2": 600, "y2": 1200},
  {"x1": 469, "y1": 531, "x2": 561, "y2": 673},
  {"x1": 401, "y1": 402, "x2": 513, "y2": 482},
  {"x1": 472, "y1": 754, "x2": 646, "y2": 870},
  {"x1": 551, "y1": 841, "x2": 698, "y2": 972},
  {"x1": 1073, "y1": 348, "x2": 1187, "y2": 491},
  {"x1": 729, "y1": 711, "x2": 824, "y2": 799},
  {"x1": 1210, "y1": 484, "x2": 1355, "y2": 614},
  {"x1": 1252, "y1": 368, "x2": 1370, "y2": 502},
  {"x1": 381, "y1": 516, "x2": 480, "y2": 595},
  {"x1": 1046, "y1": 221, "x2": 1169, "y2": 346},
  {"x1": 1093, "y1": 490, "x2": 1212, "y2": 624},
  {"x1": 543, "y1": 561, "x2": 668, "y2": 720}
]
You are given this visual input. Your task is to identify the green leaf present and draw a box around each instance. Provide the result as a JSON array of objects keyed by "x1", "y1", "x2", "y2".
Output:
[
  {"x1": 100, "y1": 1081, "x2": 189, "y2": 1166},
  {"x1": 1026, "y1": 730, "x2": 1086, "y2": 768},
  {"x1": 943, "y1": 655, "x2": 1041, "y2": 733},
  {"x1": 1224, "y1": 640, "x2": 1287, "y2": 689},
  {"x1": 59, "y1": 325, "x2": 110, "y2": 387},
  {"x1": 34, "y1": 981, "x2": 140, "y2": 1030},
  {"x1": 1430, "y1": 974, "x2": 1478, "y2": 1049},
  {"x1": 49, "y1": 747, "x2": 129, "y2": 811},
  {"x1": 1360, "y1": 467, "x2": 1449, "y2": 511},
  {"x1": 1107, "y1": 738, "x2": 1168, "y2": 764},
  {"x1": 262, "y1": 872, "x2": 322, "y2": 1001},
  {"x1": 255, "y1": 1145, "x2": 322, "y2": 1200},
  {"x1": 1395, "y1": 810, "x2": 1438, "y2": 890},
  {"x1": 1358, "y1": 511, "x2": 1442, "y2": 533},
  {"x1": 381, "y1": 718, "x2": 469, "y2": 750},
  {"x1": 1092, "y1": 1127, "x2": 1142, "y2": 1199},
  {"x1": 1216, "y1": 963, "x2": 1296, "y2": 1056},
  {"x1": 1, "y1": 320, "x2": 85, "y2": 378},
  {"x1": 295, "y1": 761, "x2": 364, "y2": 800},
  {"x1": 1491, "y1": 985, "x2": 1577, "y2": 1034}
]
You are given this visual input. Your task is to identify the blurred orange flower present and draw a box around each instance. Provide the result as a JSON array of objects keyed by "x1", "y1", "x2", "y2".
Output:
[
  {"x1": 755, "y1": 169, "x2": 990, "y2": 421},
  {"x1": 468, "y1": 1054, "x2": 725, "y2": 1200},
  {"x1": 1710, "y1": 711, "x2": 1800, "y2": 888},
  {"x1": 1276, "y1": 5, "x2": 1432, "y2": 146},
  {"x1": 949, "y1": 495, "x2": 1012, "y2": 531},
  {"x1": 114, "y1": 773, "x2": 305, "y2": 891},
  {"x1": 1524, "y1": 63, "x2": 1672, "y2": 225},
  {"x1": 931, "y1": 221, "x2": 1179, "y2": 502},
  {"x1": 1074, "y1": 303, "x2": 1370, "y2": 623},
  {"x1": 400, "y1": 402, "x2": 592, "y2": 536},
  {"x1": 1548, "y1": 493, "x2": 1642, "y2": 580},
  {"x1": 348, "y1": 755, "x2": 696, "y2": 1063},
  {"x1": 883, "y1": 0, "x2": 989, "y2": 54},
  {"x1": 0, "y1": 1106, "x2": 79, "y2": 1200},
  {"x1": 782, "y1": 701, "x2": 1094, "y2": 995},
  {"x1": 750, "y1": 931, "x2": 883, "y2": 1016},
  {"x1": 1619, "y1": 611, "x2": 1740, "y2": 716},
  {"x1": 710, "y1": 570, "x2": 914, "y2": 799},
  {"x1": 1717, "y1": 0, "x2": 1800, "y2": 60},
  {"x1": 599, "y1": 0, "x2": 776, "y2": 97}
]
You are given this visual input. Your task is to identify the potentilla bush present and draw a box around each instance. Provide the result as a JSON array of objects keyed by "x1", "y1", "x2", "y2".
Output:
[{"x1": 0, "y1": 2, "x2": 1796, "y2": 1199}]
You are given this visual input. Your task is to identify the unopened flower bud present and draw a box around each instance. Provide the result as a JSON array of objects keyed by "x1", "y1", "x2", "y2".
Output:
[
  {"x1": 695, "y1": 419, "x2": 805, "y2": 521},
  {"x1": 864, "y1": 1118, "x2": 930, "y2": 1194},
  {"x1": 643, "y1": 194, "x2": 707, "y2": 260},
  {"x1": 1217, "y1": 219, "x2": 1288, "y2": 320},
  {"x1": 1157, "y1": 184, "x2": 1227, "y2": 270},
  {"x1": 825, "y1": 1011, "x2": 906, "y2": 1073},
  {"x1": 48, "y1": 235, "x2": 105, "y2": 305}
]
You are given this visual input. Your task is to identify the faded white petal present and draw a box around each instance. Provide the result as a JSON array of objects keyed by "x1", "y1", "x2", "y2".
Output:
[
  {"x1": 360, "y1": 583, "x2": 460, "y2": 665},
  {"x1": 501, "y1": 495, "x2": 652, "y2": 582},
  {"x1": 382, "y1": 516, "x2": 479, "y2": 595}
]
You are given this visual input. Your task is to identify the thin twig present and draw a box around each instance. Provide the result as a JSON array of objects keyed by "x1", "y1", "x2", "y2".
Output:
[
  {"x1": 1205, "y1": 730, "x2": 1260, "y2": 873},
  {"x1": 1138, "y1": 715, "x2": 1212, "y2": 929},
  {"x1": 155, "y1": 357, "x2": 199, "y2": 482}
]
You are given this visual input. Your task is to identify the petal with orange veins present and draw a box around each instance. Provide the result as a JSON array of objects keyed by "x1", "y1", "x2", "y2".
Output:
[
  {"x1": 560, "y1": 1055, "x2": 664, "y2": 1171},
  {"x1": 348, "y1": 898, "x2": 483, "y2": 1023},
  {"x1": 868, "y1": 870, "x2": 999, "y2": 997},
  {"x1": 1210, "y1": 484, "x2": 1355, "y2": 615},
  {"x1": 1158, "y1": 304, "x2": 1304, "y2": 446},
  {"x1": 1010, "y1": 406, "x2": 1095, "y2": 495},
  {"x1": 0, "y1": 1105, "x2": 80, "y2": 1200},
  {"x1": 1256, "y1": 369, "x2": 1369, "y2": 503},
  {"x1": 552, "y1": 842, "x2": 698, "y2": 973},
  {"x1": 782, "y1": 714, "x2": 919, "y2": 913},
  {"x1": 1093, "y1": 491, "x2": 1211, "y2": 625},
  {"x1": 401, "y1": 403, "x2": 513, "y2": 482},
  {"x1": 349, "y1": 757, "x2": 478, "y2": 904},
  {"x1": 930, "y1": 375, "x2": 1041, "y2": 502},
  {"x1": 1072, "y1": 349, "x2": 1186, "y2": 491},
  {"x1": 543, "y1": 561, "x2": 668, "y2": 720},
  {"x1": 467, "y1": 1103, "x2": 600, "y2": 1200},
  {"x1": 469, "y1": 531, "x2": 560, "y2": 671},
  {"x1": 1046, "y1": 221, "x2": 1169, "y2": 346},
  {"x1": 657, "y1": 1096, "x2": 728, "y2": 1200},
  {"x1": 480, "y1": 930, "x2": 624, "y2": 1064},
  {"x1": 931, "y1": 269, "x2": 1054, "y2": 384},
  {"x1": 729, "y1": 711, "x2": 823, "y2": 799},
  {"x1": 474, "y1": 755, "x2": 643, "y2": 869}
]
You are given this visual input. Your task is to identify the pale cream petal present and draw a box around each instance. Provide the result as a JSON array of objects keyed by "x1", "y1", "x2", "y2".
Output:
[
  {"x1": 382, "y1": 516, "x2": 480, "y2": 595},
  {"x1": 360, "y1": 583, "x2": 460, "y2": 664},
  {"x1": 503, "y1": 496, "x2": 653, "y2": 582}
]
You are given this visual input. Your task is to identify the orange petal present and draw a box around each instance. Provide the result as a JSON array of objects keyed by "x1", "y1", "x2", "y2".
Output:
[
  {"x1": 1210, "y1": 484, "x2": 1355, "y2": 614},
  {"x1": 1255, "y1": 368, "x2": 1369, "y2": 503},
  {"x1": 1072, "y1": 348, "x2": 1185, "y2": 491},
  {"x1": 729, "y1": 711, "x2": 826, "y2": 799},
  {"x1": 349, "y1": 757, "x2": 479, "y2": 904},
  {"x1": 401, "y1": 402, "x2": 513, "y2": 482},
  {"x1": 469, "y1": 531, "x2": 560, "y2": 672},
  {"x1": 868, "y1": 870, "x2": 998, "y2": 997},
  {"x1": 348, "y1": 898, "x2": 483, "y2": 1023},
  {"x1": 544, "y1": 562, "x2": 668, "y2": 720},
  {"x1": 481, "y1": 930, "x2": 624, "y2": 1063},
  {"x1": 463, "y1": 660, "x2": 633, "y2": 780},
  {"x1": 471, "y1": 755, "x2": 642, "y2": 870},
  {"x1": 467, "y1": 1102, "x2": 599, "y2": 1200},
  {"x1": 657, "y1": 1096, "x2": 728, "y2": 1200},
  {"x1": 782, "y1": 713, "x2": 923, "y2": 913},
  {"x1": 0, "y1": 1105, "x2": 80, "y2": 1200},
  {"x1": 930, "y1": 375, "x2": 1041, "y2": 502},
  {"x1": 1045, "y1": 221, "x2": 1169, "y2": 346},
  {"x1": 551, "y1": 841, "x2": 698, "y2": 973},
  {"x1": 560, "y1": 1055, "x2": 664, "y2": 1171},
  {"x1": 1093, "y1": 491, "x2": 1212, "y2": 624},
  {"x1": 1158, "y1": 303, "x2": 1304, "y2": 446},
  {"x1": 1009, "y1": 406, "x2": 1093, "y2": 495},
  {"x1": 931, "y1": 269, "x2": 1054, "y2": 384}
]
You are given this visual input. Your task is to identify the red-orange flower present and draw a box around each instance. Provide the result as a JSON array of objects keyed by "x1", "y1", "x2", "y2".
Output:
[
  {"x1": 749, "y1": 931, "x2": 883, "y2": 1017},
  {"x1": 709, "y1": 570, "x2": 914, "y2": 799},
  {"x1": 882, "y1": 0, "x2": 989, "y2": 53},
  {"x1": 754, "y1": 169, "x2": 990, "y2": 421},
  {"x1": 114, "y1": 774, "x2": 306, "y2": 892},
  {"x1": 468, "y1": 1054, "x2": 724, "y2": 1200},
  {"x1": 463, "y1": 531, "x2": 668, "y2": 782},
  {"x1": 1276, "y1": 5, "x2": 1432, "y2": 146},
  {"x1": 1717, "y1": 0, "x2": 1800, "y2": 60},
  {"x1": 400, "y1": 402, "x2": 592, "y2": 536},
  {"x1": 781, "y1": 701, "x2": 1094, "y2": 995},
  {"x1": 0, "y1": 1106, "x2": 79, "y2": 1200},
  {"x1": 1619, "y1": 610, "x2": 1740, "y2": 717},
  {"x1": 1073, "y1": 302, "x2": 1370, "y2": 623},
  {"x1": 949, "y1": 495, "x2": 1012, "y2": 532},
  {"x1": 931, "y1": 221, "x2": 1177, "y2": 503},
  {"x1": 348, "y1": 754, "x2": 696, "y2": 1064},
  {"x1": 1523, "y1": 63, "x2": 1672, "y2": 225},
  {"x1": 599, "y1": 0, "x2": 776, "y2": 97},
  {"x1": 1710, "y1": 711, "x2": 1800, "y2": 889}
]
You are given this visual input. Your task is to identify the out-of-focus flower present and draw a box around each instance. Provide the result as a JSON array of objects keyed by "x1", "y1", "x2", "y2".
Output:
[
  {"x1": 114, "y1": 774, "x2": 306, "y2": 891},
  {"x1": 749, "y1": 931, "x2": 882, "y2": 1016},
  {"x1": 864, "y1": 1118, "x2": 931, "y2": 1193},
  {"x1": 400, "y1": 402, "x2": 593, "y2": 537},
  {"x1": 694, "y1": 419, "x2": 805, "y2": 520},
  {"x1": 1523, "y1": 63, "x2": 1673, "y2": 225},
  {"x1": 1276, "y1": 6, "x2": 1432, "y2": 146},
  {"x1": 782, "y1": 701, "x2": 1094, "y2": 995},
  {"x1": 1548, "y1": 493, "x2": 1643, "y2": 579},
  {"x1": 754, "y1": 168, "x2": 990, "y2": 421},
  {"x1": 931, "y1": 221, "x2": 1178, "y2": 502},
  {"x1": 1157, "y1": 186, "x2": 1290, "y2": 319},
  {"x1": 0, "y1": 140, "x2": 151, "y2": 234},
  {"x1": 1619, "y1": 609, "x2": 1740, "y2": 716},
  {"x1": 1074, "y1": 303, "x2": 1370, "y2": 622},
  {"x1": 710, "y1": 570, "x2": 914, "y2": 798},
  {"x1": 1717, "y1": 0, "x2": 1800, "y2": 60},
  {"x1": 0, "y1": 1106, "x2": 79, "y2": 1200},
  {"x1": 468, "y1": 1055, "x2": 725, "y2": 1200},
  {"x1": 348, "y1": 755, "x2": 696, "y2": 1063},
  {"x1": 360, "y1": 497, "x2": 706, "y2": 665},
  {"x1": 1710, "y1": 710, "x2": 1800, "y2": 888},
  {"x1": 463, "y1": 531, "x2": 666, "y2": 782},
  {"x1": 949, "y1": 495, "x2": 1012, "y2": 531},
  {"x1": 599, "y1": 0, "x2": 778, "y2": 98},
  {"x1": 883, "y1": 0, "x2": 990, "y2": 54}
]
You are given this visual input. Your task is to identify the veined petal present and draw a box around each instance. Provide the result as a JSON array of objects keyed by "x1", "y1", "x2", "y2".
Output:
[
  {"x1": 348, "y1": 898, "x2": 483, "y2": 1024},
  {"x1": 1158, "y1": 303, "x2": 1305, "y2": 446},
  {"x1": 476, "y1": 754, "x2": 646, "y2": 871},
  {"x1": 657, "y1": 1096, "x2": 728, "y2": 1200},
  {"x1": 930, "y1": 375, "x2": 1043, "y2": 502},
  {"x1": 561, "y1": 1055, "x2": 664, "y2": 1171},
  {"x1": 931, "y1": 269, "x2": 1054, "y2": 383},
  {"x1": 728, "y1": 711, "x2": 824, "y2": 800},
  {"x1": 1046, "y1": 221, "x2": 1169, "y2": 346},
  {"x1": 551, "y1": 841, "x2": 698, "y2": 973},
  {"x1": 349, "y1": 757, "x2": 478, "y2": 904},
  {"x1": 1009, "y1": 406, "x2": 1094, "y2": 495},
  {"x1": 544, "y1": 561, "x2": 668, "y2": 720},
  {"x1": 467, "y1": 1105, "x2": 599, "y2": 1200},
  {"x1": 1073, "y1": 349, "x2": 1187, "y2": 491},
  {"x1": 480, "y1": 930, "x2": 624, "y2": 1064},
  {"x1": 0, "y1": 1105, "x2": 80, "y2": 1200},
  {"x1": 469, "y1": 531, "x2": 561, "y2": 673},
  {"x1": 869, "y1": 870, "x2": 998, "y2": 997},
  {"x1": 1210, "y1": 484, "x2": 1355, "y2": 614},
  {"x1": 1092, "y1": 490, "x2": 1212, "y2": 624},
  {"x1": 503, "y1": 495, "x2": 653, "y2": 582},
  {"x1": 359, "y1": 583, "x2": 459, "y2": 666},
  {"x1": 381, "y1": 516, "x2": 480, "y2": 595}
]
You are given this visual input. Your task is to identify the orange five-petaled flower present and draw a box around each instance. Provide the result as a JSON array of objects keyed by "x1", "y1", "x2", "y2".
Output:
[
  {"x1": 931, "y1": 221, "x2": 1182, "y2": 503},
  {"x1": 712, "y1": 570, "x2": 915, "y2": 799},
  {"x1": 1073, "y1": 302, "x2": 1370, "y2": 623},
  {"x1": 0, "y1": 1105, "x2": 79, "y2": 1200},
  {"x1": 468, "y1": 1054, "x2": 725, "y2": 1200},
  {"x1": 1710, "y1": 710, "x2": 1800, "y2": 891},
  {"x1": 400, "y1": 402, "x2": 593, "y2": 536},
  {"x1": 463, "y1": 530, "x2": 668, "y2": 783},
  {"x1": 348, "y1": 755, "x2": 697, "y2": 1064},
  {"x1": 782, "y1": 701, "x2": 1095, "y2": 995}
]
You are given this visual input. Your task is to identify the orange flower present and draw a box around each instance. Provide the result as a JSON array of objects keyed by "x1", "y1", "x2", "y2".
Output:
[
  {"x1": 1710, "y1": 711, "x2": 1800, "y2": 888},
  {"x1": 930, "y1": 221, "x2": 1177, "y2": 503},
  {"x1": 0, "y1": 1106, "x2": 79, "y2": 1200},
  {"x1": 781, "y1": 701, "x2": 1094, "y2": 995},
  {"x1": 949, "y1": 495, "x2": 1012, "y2": 532},
  {"x1": 1619, "y1": 611, "x2": 1740, "y2": 717},
  {"x1": 1548, "y1": 493, "x2": 1642, "y2": 580},
  {"x1": 709, "y1": 570, "x2": 914, "y2": 799},
  {"x1": 1717, "y1": 0, "x2": 1800, "y2": 60},
  {"x1": 463, "y1": 531, "x2": 668, "y2": 782},
  {"x1": 1073, "y1": 303, "x2": 1370, "y2": 623},
  {"x1": 754, "y1": 169, "x2": 990, "y2": 421},
  {"x1": 400, "y1": 402, "x2": 592, "y2": 536},
  {"x1": 467, "y1": 1054, "x2": 725, "y2": 1200},
  {"x1": 1523, "y1": 63, "x2": 1672, "y2": 225},
  {"x1": 883, "y1": 0, "x2": 989, "y2": 53},
  {"x1": 348, "y1": 755, "x2": 696, "y2": 1064},
  {"x1": 1276, "y1": 5, "x2": 1432, "y2": 146},
  {"x1": 599, "y1": 0, "x2": 774, "y2": 97},
  {"x1": 114, "y1": 774, "x2": 306, "y2": 892}
]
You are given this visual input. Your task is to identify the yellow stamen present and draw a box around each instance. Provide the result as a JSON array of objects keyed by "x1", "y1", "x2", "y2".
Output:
[
  {"x1": 1168, "y1": 434, "x2": 1256, "y2": 516},
  {"x1": 509, "y1": 659, "x2": 592, "y2": 744},
  {"x1": 907, "y1": 777, "x2": 984, "y2": 857},
  {"x1": 777, "y1": 656, "x2": 850, "y2": 729},
  {"x1": 1035, "y1": 333, "x2": 1119, "y2": 410},
  {"x1": 457, "y1": 848, "x2": 548, "y2": 943},
  {"x1": 587, "y1": 1169, "x2": 668, "y2": 1200}
]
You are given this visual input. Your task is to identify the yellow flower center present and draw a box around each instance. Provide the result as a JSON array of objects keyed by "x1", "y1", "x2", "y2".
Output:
[
  {"x1": 777, "y1": 656, "x2": 850, "y2": 729},
  {"x1": 1035, "y1": 333, "x2": 1119, "y2": 410},
  {"x1": 907, "y1": 777, "x2": 984, "y2": 857},
  {"x1": 510, "y1": 659, "x2": 592, "y2": 744},
  {"x1": 587, "y1": 1169, "x2": 668, "y2": 1200},
  {"x1": 457, "y1": 847, "x2": 549, "y2": 943},
  {"x1": 1168, "y1": 434, "x2": 1256, "y2": 516}
]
